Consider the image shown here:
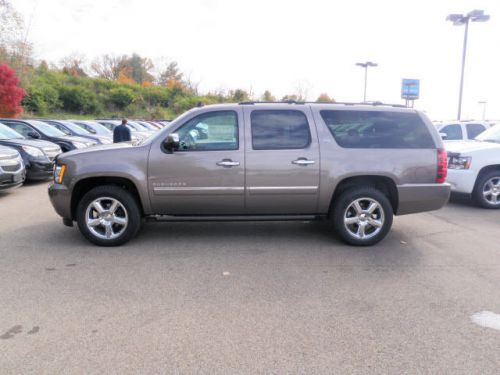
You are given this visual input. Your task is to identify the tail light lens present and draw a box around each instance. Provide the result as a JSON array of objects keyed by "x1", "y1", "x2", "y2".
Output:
[{"x1": 436, "y1": 149, "x2": 447, "y2": 183}]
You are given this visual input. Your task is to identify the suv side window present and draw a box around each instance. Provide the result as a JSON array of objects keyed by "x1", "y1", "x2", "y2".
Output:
[
  {"x1": 51, "y1": 123, "x2": 71, "y2": 135},
  {"x1": 320, "y1": 110, "x2": 434, "y2": 148},
  {"x1": 466, "y1": 123, "x2": 486, "y2": 139},
  {"x1": 4, "y1": 122, "x2": 36, "y2": 138},
  {"x1": 251, "y1": 110, "x2": 310, "y2": 150},
  {"x1": 440, "y1": 124, "x2": 462, "y2": 140},
  {"x1": 176, "y1": 111, "x2": 238, "y2": 151}
]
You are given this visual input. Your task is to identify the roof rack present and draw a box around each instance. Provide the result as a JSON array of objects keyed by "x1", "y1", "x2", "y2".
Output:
[{"x1": 238, "y1": 101, "x2": 407, "y2": 108}]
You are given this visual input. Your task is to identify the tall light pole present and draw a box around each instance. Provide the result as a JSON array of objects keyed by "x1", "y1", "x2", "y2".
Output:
[
  {"x1": 447, "y1": 10, "x2": 490, "y2": 121},
  {"x1": 356, "y1": 61, "x2": 378, "y2": 102},
  {"x1": 478, "y1": 100, "x2": 487, "y2": 120}
]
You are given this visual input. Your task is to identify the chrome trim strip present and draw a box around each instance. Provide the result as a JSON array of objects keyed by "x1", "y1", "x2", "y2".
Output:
[
  {"x1": 248, "y1": 186, "x2": 318, "y2": 195},
  {"x1": 153, "y1": 186, "x2": 244, "y2": 196}
]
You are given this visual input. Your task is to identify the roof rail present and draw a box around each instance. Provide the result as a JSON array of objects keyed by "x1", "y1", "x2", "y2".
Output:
[{"x1": 238, "y1": 101, "x2": 408, "y2": 108}]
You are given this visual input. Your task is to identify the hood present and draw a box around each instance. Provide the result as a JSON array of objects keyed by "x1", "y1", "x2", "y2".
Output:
[
  {"x1": 445, "y1": 140, "x2": 500, "y2": 155},
  {"x1": 53, "y1": 135, "x2": 96, "y2": 145},
  {"x1": 60, "y1": 141, "x2": 134, "y2": 158},
  {"x1": 0, "y1": 145, "x2": 19, "y2": 158},
  {"x1": 0, "y1": 138, "x2": 59, "y2": 149}
]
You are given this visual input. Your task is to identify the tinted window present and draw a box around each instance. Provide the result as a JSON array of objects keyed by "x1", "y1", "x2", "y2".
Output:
[
  {"x1": 440, "y1": 124, "x2": 462, "y2": 140},
  {"x1": 4, "y1": 122, "x2": 36, "y2": 138},
  {"x1": 176, "y1": 111, "x2": 238, "y2": 151},
  {"x1": 466, "y1": 123, "x2": 486, "y2": 139},
  {"x1": 251, "y1": 110, "x2": 310, "y2": 150},
  {"x1": 321, "y1": 110, "x2": 435, "y2": 149}
]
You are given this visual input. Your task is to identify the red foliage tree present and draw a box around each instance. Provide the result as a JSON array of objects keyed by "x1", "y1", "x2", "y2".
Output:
[{"x1": 0, "y1": 64, "x2": 26, "y2": 118}]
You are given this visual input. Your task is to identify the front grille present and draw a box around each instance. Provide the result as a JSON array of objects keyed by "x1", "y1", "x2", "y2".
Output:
[{"x1": 1, "y1": 163, "x2": 21, "y2": 172}]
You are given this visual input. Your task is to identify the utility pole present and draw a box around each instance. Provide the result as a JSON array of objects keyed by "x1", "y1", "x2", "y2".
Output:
[{"x1": 355, "y1": 61, "x2": 378, "y2": 102}]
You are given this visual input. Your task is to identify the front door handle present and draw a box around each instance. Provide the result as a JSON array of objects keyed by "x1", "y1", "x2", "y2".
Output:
[
  {"x1": 292, "y1": 158, "x2": 315, "y2": 166},
  {"x1": 216, "y1": 159, "x2": 240, "y2": 168}
]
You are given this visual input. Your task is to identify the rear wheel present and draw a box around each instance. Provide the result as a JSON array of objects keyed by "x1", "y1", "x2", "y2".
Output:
[
  {"x1": 473, "y1": 171, "x2": 500, "y2": 209},
  {"x1": 332, "y1": 187, "x2": 393, "y2": 246},
  {"x1": 76, "y1": 185, "x2": 141, "y2": 246}
]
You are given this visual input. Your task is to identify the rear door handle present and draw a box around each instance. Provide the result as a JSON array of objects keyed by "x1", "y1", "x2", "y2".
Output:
[
  {"x1": 216, "y1": 159, "x2": 240, "y2": 168},
  {"x1": 292, "y1": 158, "x2": 315, "y2": 166}
]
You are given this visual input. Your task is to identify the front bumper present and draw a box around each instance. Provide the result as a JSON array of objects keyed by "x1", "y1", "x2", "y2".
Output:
[
  {"x1": 48, "y1": 183, "x2": 72, "y2": 220},
  {"x1": 0, "y1": 169, "x2": 25, "y2": 190},
  {"x1": 446, "y1": 169, "x2": 477, "y2": 194},
  {"x1": 26, "y1": 160, "x2": 54, "y2": 180},
  {"x1": 396, "y1": 183, "x2": 451, "y2": 215}
]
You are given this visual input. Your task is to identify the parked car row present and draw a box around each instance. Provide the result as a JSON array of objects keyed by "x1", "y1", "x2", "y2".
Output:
[{"x1": 0, "y1": 118, "x2": 170, "y2": 191}]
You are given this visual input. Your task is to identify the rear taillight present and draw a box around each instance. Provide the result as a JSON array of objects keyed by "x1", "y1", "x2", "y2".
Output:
[{"x1": 436, "y1": 149, "x2": 447, "y2": 183}]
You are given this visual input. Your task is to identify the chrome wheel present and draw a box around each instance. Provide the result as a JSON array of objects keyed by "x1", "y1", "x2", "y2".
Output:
[
  {"x1": 343, "y1": 197, "x2": 385, "y2": 240},
  {"x1": 482, "y1": 177, "x2": 500, "y2": 206},
  {"x1": 85, "y1": 197, "x2": 128, "y2": 240}
]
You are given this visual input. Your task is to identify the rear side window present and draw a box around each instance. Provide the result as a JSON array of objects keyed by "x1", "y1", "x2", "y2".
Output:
[
  {"x1": 251, "y1": 110, "x2": 310, "y2": 150},
  {"x1": 320, "y1": 110, "x2": 435, "y2": 149},
  {"x1": 466, "y1": 123, "x2": 486, "y2": 139},
  {"x1": 440, "y1": 124, "x2": 462, "y2": 140}
]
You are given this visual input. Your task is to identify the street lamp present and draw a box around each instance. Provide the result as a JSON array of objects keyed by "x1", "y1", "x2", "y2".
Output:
[
  {"x1": 446, "y1": 9, "x2": 490, "y2": 121},
  {"x1": 478, "y1": 100, "x2": 487, "y2": 121},
  {"x1": 355, "y1": 61, "x2": 378, "y2": 102}
]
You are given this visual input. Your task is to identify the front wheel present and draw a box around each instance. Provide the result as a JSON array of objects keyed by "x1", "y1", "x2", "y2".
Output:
[
  {"x1": 473, "y1": 171, "x2": 500, "y2": 209},
  {"x1": 76, "y1": 185, "x2": 142, "y2": 246},
  {"x1": 332, "y1": 187, "x2": 393, "y2": 246}
]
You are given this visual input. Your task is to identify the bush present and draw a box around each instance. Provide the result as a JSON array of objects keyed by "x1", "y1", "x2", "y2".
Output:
[
  {"x1": 59, "y1": 86, "x2": 100, "y2": 114},
  {"x1": 107, "y1": 87, "x2": 136, "y2": 109},
  {"x1": 22, "y1": 84, "x2": 61, "y2": 115}
]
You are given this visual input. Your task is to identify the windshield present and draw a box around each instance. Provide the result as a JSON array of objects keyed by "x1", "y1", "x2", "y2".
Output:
[
  {"x1": 0, "y1": 123, "x2": 24, "y2": 139},
  {"x1": 476, "y1": 125, "x2": 500, "y2": 143},
  {"x1": 74, "y1": 121, "x2": 112, "y2": 135},
  {"x1": 27, "y1": 120, "x2": 67, "y2": 137},
  {"x1": 128, "y1": 121, "x2": 149, "y2": 131},
  {"x1": 61, "y1": 121, "x2": 91, "y2": 135}
]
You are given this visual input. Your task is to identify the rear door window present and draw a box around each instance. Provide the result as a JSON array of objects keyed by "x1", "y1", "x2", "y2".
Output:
[
  {"x1": 251, "y1": 110, "x2": 311, "y2": 150},
  {"x1": 466, "y1": 123, "x2": 486, "y2": 139},
  {"x1": 320, "y1": 110, "x2": 434, "y2": 148},
  {"x1": 439, "y1": 124, "x2": 463, "y2": 140}
]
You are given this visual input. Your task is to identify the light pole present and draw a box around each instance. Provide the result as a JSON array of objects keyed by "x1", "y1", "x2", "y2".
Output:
[
  {"x1": 478, "y1": 100, "x2": 487, "y2": 120},
  {"x1": 446, "y1": 10, "x2": 490, "y2": 121},
  {"x1": 356, "y1": 61, "x2": 378, "y2": 102}
]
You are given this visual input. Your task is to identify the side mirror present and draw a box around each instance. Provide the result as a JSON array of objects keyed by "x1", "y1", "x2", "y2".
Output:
[
  {"x1": 439, "y1": 132, "x2": 448, "y2": 140},
  {"x1": 88, "y1": 128, "x2": 97, "y2": 134},
  {"x1": 27, "y1": 131, "x2": 40, "y2": 139},
  {"x1": 163, "y1": 133, "x2": 180, "y2": 153}
]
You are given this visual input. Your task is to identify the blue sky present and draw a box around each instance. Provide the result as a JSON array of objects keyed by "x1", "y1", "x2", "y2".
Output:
[{"x1": 14, "y1": 0, "x2": 500, "y2": 120}]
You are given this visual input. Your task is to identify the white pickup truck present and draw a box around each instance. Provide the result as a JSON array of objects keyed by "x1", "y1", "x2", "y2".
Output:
[{"x1": 446, "y1": 124, "x2": 500, "y2": 208}]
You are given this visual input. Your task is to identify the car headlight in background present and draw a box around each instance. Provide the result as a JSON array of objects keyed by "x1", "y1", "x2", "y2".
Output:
[
  {"x1": 448, "y1": 156, "x2": 472, "y2": 170},
  {"x1": 54, "y1": 164, "x2": 66, "y2": 184},
  {"x1": 72, "y1": 141, "x2": 87, "y2": 149},
  {"x1": 22, "y1": 145, "x2": 45, "y2": 158}
]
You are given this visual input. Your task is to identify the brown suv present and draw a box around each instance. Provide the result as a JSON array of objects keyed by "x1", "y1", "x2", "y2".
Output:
[{"x1": 48, "y1": 102, "x2": 450, "y2": 246}]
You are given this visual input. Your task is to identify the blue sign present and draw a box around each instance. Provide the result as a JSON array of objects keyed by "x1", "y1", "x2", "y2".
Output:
[{"x1": 401, "y1": 79, "x2": 420, "y2": 100}]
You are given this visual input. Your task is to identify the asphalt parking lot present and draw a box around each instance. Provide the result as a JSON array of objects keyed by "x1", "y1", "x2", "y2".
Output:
[{"x1": 1, "y1": 182, "x2": 500, "y2": 374}]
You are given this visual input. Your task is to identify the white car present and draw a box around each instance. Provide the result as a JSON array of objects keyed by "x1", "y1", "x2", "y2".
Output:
[
  {"x1": 436, "y1": 121, "x2": 494, "y2": 141},
  {"x1": 446, "y1": 124, "x2": 500, "y2": 208}
]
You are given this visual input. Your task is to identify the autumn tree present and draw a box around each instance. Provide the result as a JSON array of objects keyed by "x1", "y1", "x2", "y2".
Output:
[
  {"x1": 91, "y1": 54, "x2": 122, "y2": 80},
  {"x1": 0, "y1": 63, "x2": 26, "y2": 117},
  {"x1": 60, "y1": 54, "x2": 87, "y2": 77},
  {"x1": 157, "y1": 61, "x2": 183, "y2": 86},
  {"x1": 316, "y1": 93, "x2": 335, "y2": 103}
]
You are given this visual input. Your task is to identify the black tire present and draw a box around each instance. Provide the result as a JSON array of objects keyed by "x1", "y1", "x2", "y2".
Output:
[
  {"x1": 332, "y1": 187, "x2": 393, "y2": 246},
  {"x1": 473, "y1": 171, "x2": 500, "y2": 209},
  {"x1": 76, "y1": 185, "x2": 142, "y2": 246}
]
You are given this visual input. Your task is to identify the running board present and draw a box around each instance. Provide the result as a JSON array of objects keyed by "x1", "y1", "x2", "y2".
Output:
[{"x1": 147, "y1": 214, "x2": 325, "y2": 222}]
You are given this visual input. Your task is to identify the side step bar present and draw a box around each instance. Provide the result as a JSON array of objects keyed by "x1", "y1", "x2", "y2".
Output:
[{"x1": 147, "y1": 214, "x2": 326, "y2": 222}]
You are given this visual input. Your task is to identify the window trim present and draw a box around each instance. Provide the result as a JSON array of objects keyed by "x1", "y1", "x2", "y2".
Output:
[
  {"x1": 440, "y1": 124, "x2": 463, "y2": 140},
  {"x1": 466, "y1": 123, "x2": 486, "y2": 139},
  {"x1": 169, "y1": 110, "x2": 240, "y2": 153},
  {"x1": 250, "y1": 109, "x2": 312, "y2": 150}
]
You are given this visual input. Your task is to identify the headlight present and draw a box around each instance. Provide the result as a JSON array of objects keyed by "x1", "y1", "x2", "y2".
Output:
[
  {"x1": 54, "y1": 164, "x2": 67, "y2": 184},
  {"x1": 448, "y1": 156, "x2": 472, "y2": 170},
  {"x1": 22, "y1": 145, "x2": 45, "y2": 158},
  {"x1": 72, "y1": 141, "x2": 86, "y2": 149}
]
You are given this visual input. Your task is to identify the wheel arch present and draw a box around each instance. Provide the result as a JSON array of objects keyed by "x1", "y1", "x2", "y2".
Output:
[{"x1": 473, "y1": 165, "x2": 500, "y2": 191}]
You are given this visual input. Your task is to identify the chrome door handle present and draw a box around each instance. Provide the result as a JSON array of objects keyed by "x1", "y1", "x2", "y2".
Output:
[
  {"x1": 216, "y1": 159, "x2": 240, "y2": 168},
  {"x1": 292, "y1": 158, "x2": 315, "y2": 166}
]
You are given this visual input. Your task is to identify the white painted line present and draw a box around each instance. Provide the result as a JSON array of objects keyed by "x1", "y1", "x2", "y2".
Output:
[{"x1": 471, "y1": 311, "x2": 500, "y2": 331}]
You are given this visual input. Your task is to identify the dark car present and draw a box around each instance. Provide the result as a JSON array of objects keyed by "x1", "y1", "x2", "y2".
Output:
[
  {"x1": 0, "y1": 123, "x2": 61, "y2": 180},
  {"x1": 0, "y1": 145, "x2": 25, "y2": 190},
  {"x1": 42, "y1": 120, "x2": 112, "y2": 145},
  {"x1": 0, "y1": 119, "x2": 97, "y2": 152},
  {"x1": 70, "y1": 120, "x2": 114, "y2": 137}
]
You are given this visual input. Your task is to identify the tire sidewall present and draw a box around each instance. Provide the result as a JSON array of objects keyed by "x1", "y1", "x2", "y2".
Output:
[
  {"x1": 474, "y1": 171, "x2": 500, "y2": 209},
  {"x1": 332, "y1": 187, "x2": 393, "y2": 246},
  {"x1": 76, "y1": 185, "x2": 141, "y2": 246}
]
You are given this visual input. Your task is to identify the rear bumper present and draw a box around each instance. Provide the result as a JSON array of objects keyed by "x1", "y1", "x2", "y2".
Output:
[
  {"x1": 396, "y1": 183, "x2": 450, "y2": 215},
  {"x1": 48, "y1": 183, "x2": 72, "y2": 220}
]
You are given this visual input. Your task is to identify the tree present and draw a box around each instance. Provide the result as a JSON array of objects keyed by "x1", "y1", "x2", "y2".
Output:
[
  {"x1": 316, "y1": 93, "x2": 335, "y2": 103},
  {"x1": 229, "y1": 89, "x2": 250, "y2": 102},
  {"x1": 116, "y1": 54, "x2": 154, "y2": 84},
  {"x1": 91, "y1": 54, "x2": 122, "y2": 80},
  {"x1": 108, "y1": 87, "x2": 136, "y2": 109},
  {"x1": 261, "y1": 90, "x2": 275, "y2": 101},
  {"x1": 60, "y1": 54, "x2": 87, "y2": 77},
  {"x1": 157, "y1": 61, "x2": 183, "y2": 86},
  {"x1": 0, "y1": 63, "x2": 26, "y2": 117}
]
